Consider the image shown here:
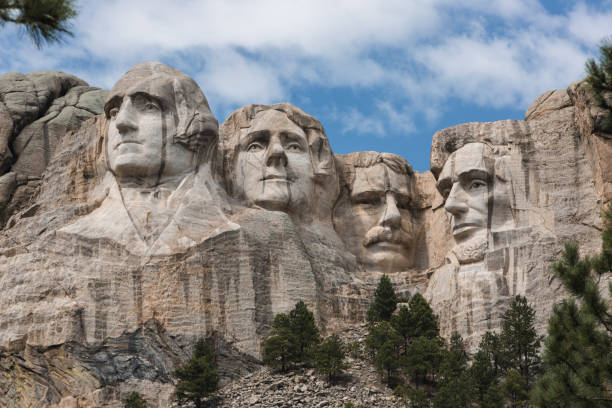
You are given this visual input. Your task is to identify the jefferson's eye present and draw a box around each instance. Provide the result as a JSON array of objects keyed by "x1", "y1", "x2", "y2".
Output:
[
  {"x1": 286, "y1": 143, "x2": 303, "y2": 152},
  {"x1": 109, "y1": 107, "x2": 119, "y2": 119},
  {"x1": 440, "y1": 188, "x2": 451, "y2": 198},
  {"x1": 247, "y1": 142, "x2": 264, "y2": 152},
  {"x1": 469, "y1": 179, "x2": 487, "y2": 191}
]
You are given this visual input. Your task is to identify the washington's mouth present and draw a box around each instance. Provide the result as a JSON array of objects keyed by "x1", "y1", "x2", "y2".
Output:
[
  {"x1": 115, "y1": 140, "x2": 142, "y2": 149},
  {"x1": 368, "y1": 241, "x2": 404, "y2": 251}
]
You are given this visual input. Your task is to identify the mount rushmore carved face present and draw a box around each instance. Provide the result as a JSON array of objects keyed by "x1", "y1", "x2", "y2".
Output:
[
  {"x1": 334, "y1": 152, "x2": 417, "y2": 272},
  {"x1": 436, "y1": 142, "x2": 495, "y2": 263},
  {"x1": 235, "y1": 109, "x2": 314, "y2": 211},
  {"x1": 104, "y1": 62, "x2": 218, "y2": 186}
]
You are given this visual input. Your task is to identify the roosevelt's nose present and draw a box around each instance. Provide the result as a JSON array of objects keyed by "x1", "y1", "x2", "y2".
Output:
[
  {"x1": 379, "y1": 192, "x2": 401, "y2": 228},
  {"x1": 114, "y1": 100, "x2": 137, "y2": 133},
  {"x1": 444, "y1": 183, "x2": 468, "y2": 215},
  {"x1": 265, "y1": 135, "x2": 288, "y2": 167}
]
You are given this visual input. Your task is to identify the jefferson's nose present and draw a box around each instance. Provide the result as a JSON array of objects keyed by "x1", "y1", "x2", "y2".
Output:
[
  {"x1": 379, "y1": 192, "x2": 401, "y2": 228},
  {"x1": 444, "y1": 183, "x2": 468, "y2": 215},
  {"x1": 265, "y1": 136, "x2": 288, "y2": 167},
  {"x1": 114, "y1": 100, "x2": 137, "y2": 133}
]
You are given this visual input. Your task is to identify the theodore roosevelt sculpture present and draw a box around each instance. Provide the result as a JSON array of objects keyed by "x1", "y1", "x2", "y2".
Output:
[
  {"x1": 61, "y1": 62, "x2": 233, "y2": 255},
  {"x1": 333, "y1": 152, "x2": 418, "y2": 273}
]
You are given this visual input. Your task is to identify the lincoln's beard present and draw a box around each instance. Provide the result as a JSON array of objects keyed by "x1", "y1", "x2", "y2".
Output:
[{"x1": 451, "y1": 229, "x2": 488, "y2": 264}]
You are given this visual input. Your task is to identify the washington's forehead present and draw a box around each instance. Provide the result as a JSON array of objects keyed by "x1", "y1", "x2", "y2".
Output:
[
  {"x1": 440, "y1": 143, "x2": 492, "y2": 181},
  {"x1": 248, "y1": 110, "x2": 305, "y2": 136},
  {"x1": 352, "y1": 164, "x2": 411, "y2": 196}
]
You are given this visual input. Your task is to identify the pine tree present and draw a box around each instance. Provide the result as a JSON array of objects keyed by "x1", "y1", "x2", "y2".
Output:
[
  {"x1": 0, "y1": 0, "x2": 76, "y2": 47},
  {"x1": 503, "y1": 369, "x2": 529, "y2": 407},
  {"x1": 289, "y1": 300, "x2": 320, "y2": 362},
  {"x1": 174, "y1": 339, "x2": 219, "y2": 408},
  {"x1": 391, "y1": 304, "x2": 411, "y2": 354},
  {"x1": 367, "y1": 320, "x2": 403, "y2": 385},
  {"x1": 501, "y1": 295, "x2": 542, "y2": 390},
  {"x1": 124, "y1": 391, "x2": 147, "y2": 408},
  {"x1": 367, "y1": 274, "x2": 398, "y2": 323},
  {"x1": 407, "y1": 293, "x2": 439, "y2": 340},
  {"x1": 585, "y1": 38, "x2": 612, "y2": 133},
  {"x1": 403, "y1": 335, "x2": 443, "y2": 388},
  {"x1": 434, "y1": 333, "x2": 472, "y2": 408},
  {"x1": 532, "y1": 206, "x2": 612, "y2": 407},
  {"x1": 263, "y1": 313, "x2": 299, "y2": 371},
  {"x1": 314, "y1": 334, "x2": 348, "y2": 383},
  {"x1": 470, "y1": 348, "x2": 500, "y2": 406}
]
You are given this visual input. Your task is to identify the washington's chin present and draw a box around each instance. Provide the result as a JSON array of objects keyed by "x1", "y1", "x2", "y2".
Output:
[{"x1": 109, "y1": 156, "x2": 161, "y2": 179}]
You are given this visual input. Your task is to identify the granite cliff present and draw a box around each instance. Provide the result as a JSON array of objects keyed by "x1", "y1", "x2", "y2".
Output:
[{"x1": 0, "y1": 62, "x2": 610, "y2": 407}]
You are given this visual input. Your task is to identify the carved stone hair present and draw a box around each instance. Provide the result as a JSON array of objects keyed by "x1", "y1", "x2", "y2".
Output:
[
  {"x1": 338, "y1": 151, "x2": 414, "y2": 192},
  {"x1": 104, "y1": 62, "x2": 218, "y2": 162}
]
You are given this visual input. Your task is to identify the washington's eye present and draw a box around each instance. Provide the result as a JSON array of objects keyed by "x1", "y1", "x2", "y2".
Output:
[
  {"x1": 469, "y1": 179, "x2": 487, "y2": 191},
  {"x1": 109, "y1": 107, "x2": 119, "y2": 119},
  {"x1": 144, "y1": 102, "x2": 160, "y2": 112},
  {"x1": 247, "y1": 142, "x2": 264, "y2": 152}
]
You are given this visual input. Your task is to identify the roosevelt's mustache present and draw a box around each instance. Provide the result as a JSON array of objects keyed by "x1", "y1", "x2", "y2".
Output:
[{"x1": 363, "y1": 226, "x2": 412, "y2": 247}]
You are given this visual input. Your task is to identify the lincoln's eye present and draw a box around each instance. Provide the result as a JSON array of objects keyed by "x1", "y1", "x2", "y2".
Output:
[
  {"x1": 247, "y1": 142, "x2": 264, "y2": 152},
  {"x1": 286, "y1": 143, "x2": 302, "y2": 152},
  {"x1": 469, "y1": 179, "x2": 487, "y2": 191}
]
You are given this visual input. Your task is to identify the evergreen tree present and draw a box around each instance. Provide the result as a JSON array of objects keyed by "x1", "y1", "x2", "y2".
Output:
[
  {"x1": 434, "y1": 333, "x2": 472, "y2": 408},
  {"x1": 368, "y1": 320, "x2": 403, "y2": 385},
  {"x1": 124, "y1": 391, "x2": 147, "y2": 408},
  {"x1": 367, "y1": 274, "x2": 398, "y2": 323},
  {"x1": 289, "y1": 300, "x2": 320, "y2": 362},
  {"x1": 407, "y1": 293, "x2": 439, "y2": 340},
  {"x1": 263, "y1": 313, "x2": 299, "y2": 371},
  {"x1": 501, "y1": 295, "x2": 542, "y2": 390},
  {"x1": 0, "y1": 0, "x2": 76, "y2": 47},
  {"x1": 391, "y1": 304, "x2": 411, "y2": 354},
  {"x1": 532, "y1": 206, "x2": 612, "y2": 407},
  {"x1": 374, "y1": 338, "x2": 401, "y2": 385},
  {"x1": 470, "y1": 349, "x2": 500, "y2": 406},
  {"x1": 403, "y1": 335, "x2": 443, "y2": 388},
  {"x1": 586, "y1": 38, "x2": 612, "y2": 133},
  {"x1": 408, "y1": 387, "x2": 430, "y2": 408},
  {"x1": 503, "y1": 369, "x2": 529, "y2": 407},
  {"x1": 476, "y1": 331, "x2": 505, "y2": 379},
  {"x1": 174, "y1": 339, "x2": 219, "y2": 408},
  {"x1": 314, "y1": 334, "x2": 347, "y2": 383}
]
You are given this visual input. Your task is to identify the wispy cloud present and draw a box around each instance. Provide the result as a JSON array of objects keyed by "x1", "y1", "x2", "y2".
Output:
[{"x1": 0, "y1": 0, "x2": 609, "y2": 139}]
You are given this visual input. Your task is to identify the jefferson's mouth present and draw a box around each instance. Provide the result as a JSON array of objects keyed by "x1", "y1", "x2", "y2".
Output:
[
  {"x1": 261, "y1": 175, "x2": 292, "y2": 182},
  {"x1": 452, "y1": 223, "x2": 481, "y2": 236}
]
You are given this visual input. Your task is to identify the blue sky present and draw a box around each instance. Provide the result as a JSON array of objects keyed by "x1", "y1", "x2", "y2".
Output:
[{"x1": 1, "y1": 0, "x2": 611, "y2": 172}]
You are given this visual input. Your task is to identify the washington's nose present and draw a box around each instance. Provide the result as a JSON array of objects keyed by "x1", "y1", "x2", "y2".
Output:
[
  {"x1": 265, "y1": 137, "x2": 288, "y2": 167},
  {"x1": 114, "y1": 101, "x2": 137, "y2": 133},
  {"x1": 379, "y1": 192, "x2": 401, "y2": 228},
  {"x1": 444, "y1": 183, "x2": 468, "y2": 215}
]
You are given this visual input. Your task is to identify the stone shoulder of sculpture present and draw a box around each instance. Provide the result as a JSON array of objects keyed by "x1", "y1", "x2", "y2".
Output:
[{"x1": 59, "y1": 62, "x2": 237, "y2": 256}]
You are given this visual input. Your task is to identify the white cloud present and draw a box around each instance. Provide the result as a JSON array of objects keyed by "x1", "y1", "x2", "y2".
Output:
[{"x1": 0, "y1": 0, "x2": 608, "y2": 136}]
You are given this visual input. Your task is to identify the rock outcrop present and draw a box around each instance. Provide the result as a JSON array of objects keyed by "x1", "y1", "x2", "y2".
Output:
[{"x1": 0, "y1": 62, "x2": 609, "y2": 407}]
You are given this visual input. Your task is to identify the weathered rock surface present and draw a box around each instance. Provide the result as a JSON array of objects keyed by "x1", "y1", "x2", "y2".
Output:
[{"x1": 0, "y1": 64, "x2": 609, "y2": 407}]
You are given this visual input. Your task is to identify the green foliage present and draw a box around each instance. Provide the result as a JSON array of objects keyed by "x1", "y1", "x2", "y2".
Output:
[
  {"x1": 366, "y1": 320, "x2": 401, "y2": 355},
  {"x1": 501, "y1": 295, "x2": 542, "y2": 388},
  {"x1": 406, "y1": 293, "x2": 439, "y2": 340},
  {"x1": 174, "y1": 339, "x2": 218, "y2": 408},
  {"x1": 482, "y1": 382, "x2": 504, "y2": 408},
  {"x1": 367, "y1": 274, "x2": 398, "y2": 323},
  {"x1": 124, "y1": 391, "x2": 147, "y2": 408},
  {"x1": 403, "y1": 336, "x2": 443, "y2": 388},
  {"x1": 586, "y1": 38, "x2": 612, "y2": 132},
  {"x1": 503, "y1": 369, "x2": 529, "y2": 407},
  {"x1": 314, "y1": 334, "x2": 347, "y2": 383},
  {"x1": 532, "y1": 206, "x2": 612, "y2": 408},
  {"x1": 0, "y1": 0, "x2": 76, "y2": 47},
  {"x1": 289, "y1": 300, "x2": 320, "y2": 361},
  {"x1": 374, "y1": 334, "x2": 401, "y2": 385},
  {"x1": 345, "y1": 340, "x2": 362, "y2": 359},
  {"x1": 433, "y1": 333, "x2": 472, "y2": 408},
  {"x1": 262, "y1": 301, "x2": 320, "y2": 371},
  {"x1": 391, "y1": 305, "x2": 411, "y2": 354},
  {"x1": 343, "y1": 402, "x2": 356, "y2": 408},
  {"x1": 407, "y1": 387, "x2": 430, "y2": 408}
]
